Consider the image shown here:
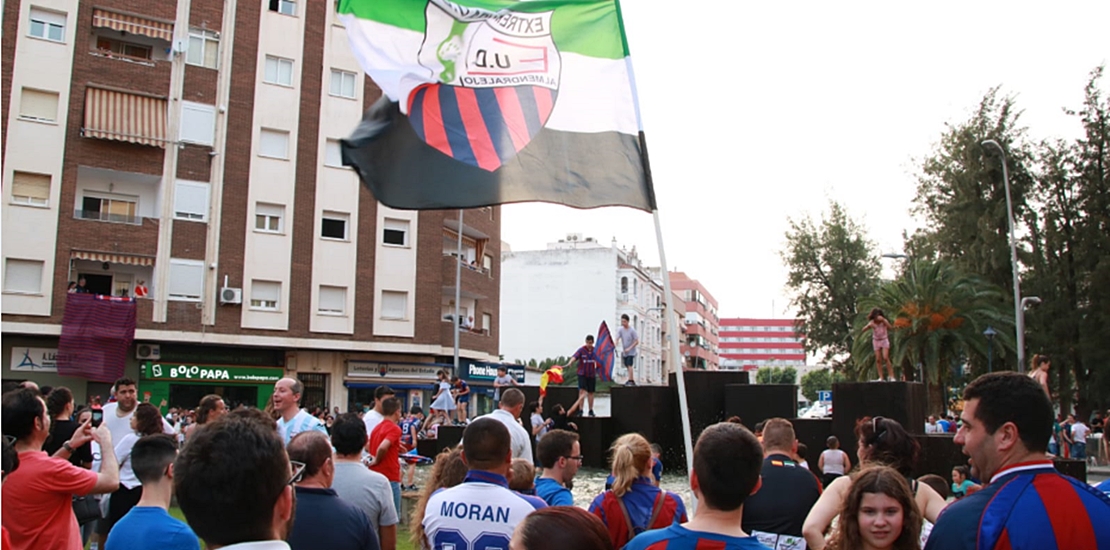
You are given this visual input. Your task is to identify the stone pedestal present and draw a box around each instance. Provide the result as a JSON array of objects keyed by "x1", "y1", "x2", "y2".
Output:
[
  {"x1": 724, "y1": 384, "x2": 797, "y2": 427},
  {"x1": 574, "y1": 416, "x2": 616, "y2": 469},
  {"x1": 666, "y1": 370, "x2": 749, "y2": 464},
  {"x1": 830, "y1": 381, "x2": 926, "y2": 461},
  {"x1": 791, "y1": 418, "x2": 835, "y2": 478}
]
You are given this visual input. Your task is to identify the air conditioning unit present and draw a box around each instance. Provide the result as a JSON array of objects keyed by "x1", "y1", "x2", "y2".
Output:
[
  {"x1": 220, "y1": 287, "x2": 242, "y2": 304},
  {"x1": 136, "y1": 343, "x2": 160, "y2": 360}
]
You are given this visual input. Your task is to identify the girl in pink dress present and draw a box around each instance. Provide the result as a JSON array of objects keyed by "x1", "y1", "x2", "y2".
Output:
[{"x1": 863, "y1": 308, "x2": 894, "y2": 381}]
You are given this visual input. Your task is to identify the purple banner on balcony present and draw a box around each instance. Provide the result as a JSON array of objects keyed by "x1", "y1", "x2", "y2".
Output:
[{"x1": 57, "y1": 294, "x2": 137, "y2": 382}]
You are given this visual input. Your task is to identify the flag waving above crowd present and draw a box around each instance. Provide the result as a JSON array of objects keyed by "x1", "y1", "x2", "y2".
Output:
[{"x1": 337, "y1": 0, "x2": 655, "y2": 211}]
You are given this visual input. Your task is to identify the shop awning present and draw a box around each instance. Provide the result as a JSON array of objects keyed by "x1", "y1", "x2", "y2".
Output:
[
  {"x1": 72, "y1": 250, "x2": 155, "y2": 267},
  {"x1": 92, "y1": 9, "x2": 174, "y2": 41},
  {"x1": 83, "y1": 86, "x2": 168, "y2": 147},
  {"x1": 344, "y1": 382, "x2": 434, "y2": 391}
]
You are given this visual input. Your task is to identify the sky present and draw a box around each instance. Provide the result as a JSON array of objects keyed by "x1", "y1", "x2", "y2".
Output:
[{"x1": 499, "y1": 0, "x2": 1110, "y2": 318}]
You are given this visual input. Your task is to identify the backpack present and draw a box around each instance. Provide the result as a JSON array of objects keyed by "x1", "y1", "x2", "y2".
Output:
[{"x1": 598, "y1": 489, "x2": 679, "y2": 548}]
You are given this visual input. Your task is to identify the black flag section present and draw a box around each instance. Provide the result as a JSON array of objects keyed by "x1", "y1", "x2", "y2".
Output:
[{"x1": 341, "y1": 98, "x2": 656, "y2": 212}]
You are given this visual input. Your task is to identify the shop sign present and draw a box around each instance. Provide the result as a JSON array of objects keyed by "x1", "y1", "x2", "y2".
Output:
[
  {"x1": 141, "y1": 362, "x2": 283, "y2": 383},
  {"x1": 466, "y1": 363, "x2": 525, "y2": 383},
  {"x1": 347, "y1": 361, "x2": 443, "y2": 380},
  {"x1": 10, "y1": 347, "x2": 59, "y2": 372}
]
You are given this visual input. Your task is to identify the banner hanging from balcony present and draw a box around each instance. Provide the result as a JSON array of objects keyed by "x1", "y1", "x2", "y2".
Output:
[
  {"x1": 337, "y1": 0, "x2": 656, "y2": 211},
  {"x1": 57, "y1": 294, "x2": 137, "y2": 383}
]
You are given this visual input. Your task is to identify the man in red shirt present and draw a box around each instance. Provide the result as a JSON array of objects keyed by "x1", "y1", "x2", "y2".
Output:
[
  {"x1": 2, "y1": 388, "x2": 121, "y2": 550},
  {"x1": 368, "y1": 396, "x2": 403, "y2": 517}
]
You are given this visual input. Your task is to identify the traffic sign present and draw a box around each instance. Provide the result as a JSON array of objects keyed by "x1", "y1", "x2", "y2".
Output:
[{"x1": 817, "y1": 390, "x2": 832, "y2": 403}]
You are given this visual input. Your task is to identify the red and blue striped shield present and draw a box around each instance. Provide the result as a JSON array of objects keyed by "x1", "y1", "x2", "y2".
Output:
[
  {"x1": 407, "y1": 83, "x2": 557, "y2": 171},
  {"x1": 595, "y1": 320, "x2": 616, "y2": 382}
]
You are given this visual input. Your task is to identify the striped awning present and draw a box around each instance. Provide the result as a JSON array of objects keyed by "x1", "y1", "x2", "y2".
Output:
[
  {"x1": 92, "y1": 9, "x2": 173, "y2": 41},
  {"x1": 71, "y1": 250, "x2": 155, "y2": 267},
  {"x1": 83, "y1": 87, "x2": 167, "y2": 147}
]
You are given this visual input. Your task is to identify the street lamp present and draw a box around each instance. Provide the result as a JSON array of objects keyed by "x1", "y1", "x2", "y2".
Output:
[
  {"x1": 983, "y1": 326, "x2": 997, "y2": 373},
  {"x1": 981, "y1": 139, "x2": 1026, "y2": 372}
]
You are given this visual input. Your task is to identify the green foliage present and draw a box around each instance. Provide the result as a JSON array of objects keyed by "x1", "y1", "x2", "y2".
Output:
[
  {"x1": 851, "y1": 260, "x2": 1015, "y2": 412},
  {"x1": 800, "y1": 369, "x2": 847, "y2": 402},
  {"x1": 755, "y1": 366, "x2": 798, "y2": 385},
  {"x1": 782, "y1": 200, "x2": 881, "y2": 367}
]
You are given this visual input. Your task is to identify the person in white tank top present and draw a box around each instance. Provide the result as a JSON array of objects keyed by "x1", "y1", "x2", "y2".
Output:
[{"x1": 818, "y1": 435, "x2": 850, "y2": 488}]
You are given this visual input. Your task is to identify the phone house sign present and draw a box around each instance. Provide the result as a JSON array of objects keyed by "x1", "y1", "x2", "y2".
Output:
[{"x1": 141, "y1": 362, "x2": 282, "y2": 383}]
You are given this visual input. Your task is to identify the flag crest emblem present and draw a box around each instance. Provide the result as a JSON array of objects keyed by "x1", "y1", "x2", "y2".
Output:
[{"x1": 410, "y1": 1, "x2": 561, "y2": 171}]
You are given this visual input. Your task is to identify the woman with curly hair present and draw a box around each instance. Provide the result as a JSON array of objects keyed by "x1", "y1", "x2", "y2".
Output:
[
  {"x1": 826, "y1": 465, "x2": 922, "y2": 550},
  {"x1": 803, "y1": 416, "x2": 945, "y2": 549}
]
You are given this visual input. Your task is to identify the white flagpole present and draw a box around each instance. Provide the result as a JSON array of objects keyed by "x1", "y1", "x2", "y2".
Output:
[
  {"x1": 454, "y1": 210, "x2": 464, "y2": 375},
  {"x1": 614, "y1": 0, "x2": 697, "y2": 506}
]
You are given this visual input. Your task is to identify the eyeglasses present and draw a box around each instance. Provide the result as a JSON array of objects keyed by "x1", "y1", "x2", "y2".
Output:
[
  {"x1": 563, "y1": 455, "x2": 584, "y2": 463},
  {"x1": 287, "y1": 460, "x2": 306, "y2": 485},
  {"x1": 872, "y1": 416, "x2": 888, "y2": 440}
]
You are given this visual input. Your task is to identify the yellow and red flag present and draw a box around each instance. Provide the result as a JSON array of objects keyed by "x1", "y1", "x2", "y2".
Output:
[{"x1": 539, "y1": 366, "x2": 564, "y2": 396}]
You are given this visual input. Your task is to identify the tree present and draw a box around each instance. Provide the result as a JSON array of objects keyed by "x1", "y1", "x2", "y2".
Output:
[
  {"x1": 756, "y1": 366, "x2": 798, "y2": 385},
  {"x1": 800, "y1": 368, "x2": 846, "y2": 402},
  {"x1": 850, "y1": 260, "x2": 1015, "y2": 413},
  {"x1": 782, "y1": 200, "x2": 881, "y2": 367}
]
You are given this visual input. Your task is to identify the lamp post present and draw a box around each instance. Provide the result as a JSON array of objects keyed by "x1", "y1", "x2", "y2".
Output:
[
  {"x1": 981, "y1": 139, "x2": 1026, "y2": 371},
  {"x1": 983, "y1": 326, "x2": 997, "y2": 373}
]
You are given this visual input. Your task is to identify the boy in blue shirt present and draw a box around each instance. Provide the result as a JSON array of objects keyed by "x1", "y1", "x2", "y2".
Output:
[{"x1": 105, "y1": 434, "x2": 199, "y2": 550}]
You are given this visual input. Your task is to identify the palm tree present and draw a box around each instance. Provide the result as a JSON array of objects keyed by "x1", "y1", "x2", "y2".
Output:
[{"x1": 850, "y1": 260, "x2": 1016, "y2": 412}]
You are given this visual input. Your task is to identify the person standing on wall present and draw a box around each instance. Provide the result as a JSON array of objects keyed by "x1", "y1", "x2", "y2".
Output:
[{"x1": 616, "y1": 314, "x2": 640, "y2": 387}]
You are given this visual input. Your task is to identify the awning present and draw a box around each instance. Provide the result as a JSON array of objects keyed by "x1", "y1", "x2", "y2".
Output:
[
  {"x1": 92, "y1": 9, "x2": 173, "y2": 41},
  {"x1": 71, "y1": 250, "x2": 155, "y2": 267},
  {"x1": 84, "y1": 87, "x2": 167, "y2": 147}
]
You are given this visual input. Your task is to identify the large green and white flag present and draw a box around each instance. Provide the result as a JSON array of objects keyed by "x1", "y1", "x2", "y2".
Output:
[{"x1": 338, "y1": 0, "x2": 655, "y2": 211}]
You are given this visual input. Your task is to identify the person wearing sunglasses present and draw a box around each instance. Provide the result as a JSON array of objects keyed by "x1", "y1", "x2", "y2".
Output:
[
  {"x1": 589, "y1": 433, "x2": 687, "y2": 549},
  {"x1": 803, "y1": 415, "x2": 946, "y2": 550},
  {"x1": 534, "y1": 429, "x2": 581, "y2": 506},
  {"x1": 286, "y1": 431, "x2": 379, "y2": 550},
  {"x1": 174, "y1": 408, "x2": 296, "y2": 549}
]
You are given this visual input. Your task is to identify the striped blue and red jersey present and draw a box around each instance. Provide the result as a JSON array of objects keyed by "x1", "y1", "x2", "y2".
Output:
[
  {"x1": 924, "y1": 461, "x2": 1110, "y2": 550},
  {"x1": 624, "y1": 524, "x2": 772, "y2": 550}
]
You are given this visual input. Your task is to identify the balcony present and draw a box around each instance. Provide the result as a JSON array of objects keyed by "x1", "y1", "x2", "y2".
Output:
[
  {"x1": 440, "y1": 319, "x2": 496, "y2": 355},
  {"x1": 74, "y1": 209, "x2": 142, "y2": 225},
  {"x1": 441, "y1": 255, "x2": 495, "y2": 298}
]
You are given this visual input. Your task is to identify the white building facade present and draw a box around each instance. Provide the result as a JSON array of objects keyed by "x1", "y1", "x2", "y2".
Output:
[{"x1": 500, "y1": 234, "x2": 666, "y2": 384}]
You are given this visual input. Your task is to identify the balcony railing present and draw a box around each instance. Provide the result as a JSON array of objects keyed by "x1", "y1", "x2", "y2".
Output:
[{"x1": 74, "y1": 209, "x2": 142, "y2": 225}]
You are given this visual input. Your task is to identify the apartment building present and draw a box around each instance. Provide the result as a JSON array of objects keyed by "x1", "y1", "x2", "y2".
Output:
[
  {"x1": 668, "y1": 271, "x2": 719, "y2": 370},
  {"x1": 719, "y1": 318, "x2": 806, "y2": 372},
  {"x1": 500, "y1": 234, "x2": 670, "y2": 384},
  {"x1": 1, "y1": 0, "x2": 500, "y2": 412}
]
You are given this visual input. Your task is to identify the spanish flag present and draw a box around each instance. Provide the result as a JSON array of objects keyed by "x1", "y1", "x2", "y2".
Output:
[{"x1": 539, "y1": 366, "x2": 564, "y2": 396}]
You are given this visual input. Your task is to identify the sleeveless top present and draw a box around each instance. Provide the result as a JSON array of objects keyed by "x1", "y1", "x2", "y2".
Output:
[
  {"x1": 821, "y1": 449, "x2": 846, "y2": 474},
  {"x1": 872, "y1": 322, "x2": 889, "y2": 341}
]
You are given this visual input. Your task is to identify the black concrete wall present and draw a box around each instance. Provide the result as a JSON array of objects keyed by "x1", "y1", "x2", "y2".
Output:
[
  {"x1": 573, "y1": 416, "x2": 617, "y2": 469},
  {"x1": 791, "y1": 418, "x2": 835, "y2": 479},
  {"x1": 611, "y1": 385, "x2": 681, "y2": 470},
  {"x1": 725, "y1": 384, "x2": 797, "y2": 427}
]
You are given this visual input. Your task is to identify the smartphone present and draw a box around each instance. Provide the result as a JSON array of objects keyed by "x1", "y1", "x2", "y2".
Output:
[{"x1": 91, "y1": 409, "x2": 104, "y2": 427}]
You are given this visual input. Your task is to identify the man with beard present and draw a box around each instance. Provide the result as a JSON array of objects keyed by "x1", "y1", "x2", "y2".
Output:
[{"x1": 175, "y1": 408, "x2": 296, "y2": 549}]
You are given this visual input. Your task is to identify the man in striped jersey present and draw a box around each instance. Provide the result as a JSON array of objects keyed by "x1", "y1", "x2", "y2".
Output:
[
  {"x1": 925, "y1": 372, "x2": 1110, "y2": 550},
  {"x1": 273, "y1": 378, "x2": 327, "y2": 446}
]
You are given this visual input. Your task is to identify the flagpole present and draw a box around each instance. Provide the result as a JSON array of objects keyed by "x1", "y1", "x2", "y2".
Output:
[
  {"x1": 654, "y1": 209, "x2": 696, "y2": 505},
  {"x1": 454, "y1": 210, "x2": 464, "y2": 375}
]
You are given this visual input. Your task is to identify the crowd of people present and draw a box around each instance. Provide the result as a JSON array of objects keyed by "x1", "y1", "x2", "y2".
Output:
[{"x1": 3, "y1": 371, "x2": 1110, "y2": 550}]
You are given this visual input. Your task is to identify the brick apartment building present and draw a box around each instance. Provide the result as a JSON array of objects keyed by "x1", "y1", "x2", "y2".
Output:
[
  {"x1": 668, "y1": 271, "x2": 719, "y2": 370},
  {"x1": 1, "y1": 0, "x2": 501, "y2": 413},
  {"x1": 718, "y1": 318, "x2": 806, "y2": 372}
]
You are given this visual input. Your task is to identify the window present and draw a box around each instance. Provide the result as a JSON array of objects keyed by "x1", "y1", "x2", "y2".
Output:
[
  {"x1": 95, "y1": 37, "x2": 151, "y2": 59},
  {"x1": 10, "y1": 171, "x2": 51, "y2": 206},
  {"x1": 168, "y1": 259, "x2": 204, "y2": 301},
  {"x1": 382, "y1": 218, "x2": 409, "y2": 246},
  {"x1": 29, "y1": 8, "x2": 65, "y2": 42},
  {"x1": 318, "y1": 285, "x2": 346, "y2": 315},
  {"x1": 263, "y1": 56, "x2": 294, "y2": 86},
  {"x1": 329, "y1": 69, "x2": 357, "y2": 98},
  {"x1": 258, "y1": 128, "x2": 289, "y2": 159},
  {"x1": 250, "y1": 280, "x2": 281, "y2": 310},
  {"x1": 269, "y1": 0, "x2": 296, "y2": 16},
  {"x1": 81, "y1": 194, "x2": 137, "y2": 223},
  {"x1": 174, "y1": 180, "x2": 209, "y2": 221},
  {"x1": 180, "y1": 102, "x2": 216, "y2": 145},
  {"x1": 482, "y1": 254, "x2": 493, "y2": 271},
  {"x1": 482, "y1": 313, "x2": 492, "y2": 332},
  {"x1": 321, "y1": 211, "x2": 348, "y2": 240},
  {"x1": 19, "y1": 88, "x2": 58, "y2": 122},
  {"x1": 3, "y1": 259, "x2": 44, "y2": 294},
  {"x1": 324, "y1": 139, "x2": 343, "y2": 167},
  {"x1": 186, "y1": 28, "x2": 219, "y2": 68},
  {"x1": 255, "y1": 203, "x2": 284, "y2": 233},
  {"x1": 381, "y1": 290, "x2": 407, "y2": 320}
]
